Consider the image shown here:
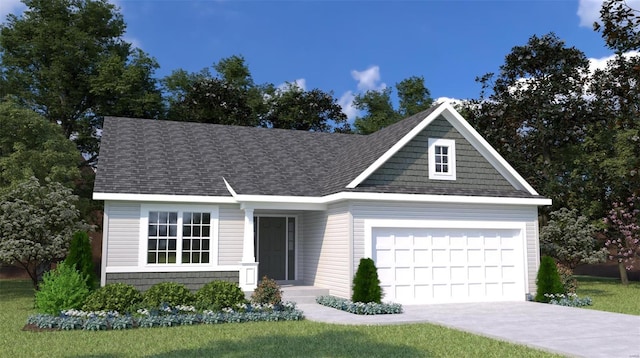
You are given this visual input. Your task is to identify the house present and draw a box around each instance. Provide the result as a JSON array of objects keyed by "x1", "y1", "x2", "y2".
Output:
[{"x1": 93, "y1": 102, "x2": 551, "y2": 305}]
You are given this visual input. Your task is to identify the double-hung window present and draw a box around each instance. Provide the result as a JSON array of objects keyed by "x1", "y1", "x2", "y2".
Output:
[
  {"x1": 428, "y1": 138, "x2": 456, "y2": 180},
  {"x1": 142, "y1": 205, "x2": 217, "y2": 266}
]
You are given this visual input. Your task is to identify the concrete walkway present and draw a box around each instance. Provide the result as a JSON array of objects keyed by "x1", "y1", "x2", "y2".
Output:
[{"x1": 297, "y1": 301, "x2": 640, "y2": 358}]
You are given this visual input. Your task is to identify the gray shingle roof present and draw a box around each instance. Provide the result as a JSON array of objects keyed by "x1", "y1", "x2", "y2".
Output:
[{"x1": 94, "y1": 104, "x2": 537, "y2": 199}]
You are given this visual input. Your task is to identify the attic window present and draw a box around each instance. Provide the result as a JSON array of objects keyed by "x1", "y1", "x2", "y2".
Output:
[{"x1": 428, "y1": 138, "x2": 456, "y2": 180}]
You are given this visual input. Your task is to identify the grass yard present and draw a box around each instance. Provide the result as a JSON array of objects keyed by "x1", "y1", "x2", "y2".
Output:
[
  {"x1": 0, "y1": 280, "x2": 560, "y2": 358},
  {"x1": 576, "y1": 275, "x2": 640, "y2": 315}
]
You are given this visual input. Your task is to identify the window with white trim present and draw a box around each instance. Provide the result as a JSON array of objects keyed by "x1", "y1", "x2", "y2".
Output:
[
  {"x1": 142, "y1": 205, "x2": 217, "y2": 266},
  {"x1": 428, "y1": 138, "x2": 456, "y2": 180}
]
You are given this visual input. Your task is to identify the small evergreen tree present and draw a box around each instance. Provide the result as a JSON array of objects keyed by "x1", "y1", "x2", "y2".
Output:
[
  {"x1": 352, "y1": 258, "x2": 382, "y2": 303},
  {"x1": 64, "y1": 231, "x2": 97, "y2": 289},
  {"x1": 535, "y1": 256, "x2": 565, "y2": 303}
]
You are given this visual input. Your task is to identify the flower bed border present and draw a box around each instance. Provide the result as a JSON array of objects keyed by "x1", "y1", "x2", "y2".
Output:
[
  {"x1": 316, "y1": 295, "x2": 402, "y2": 315},
  {"x1": 24, "y1": 302, "x2": 304, "y2": 331}
]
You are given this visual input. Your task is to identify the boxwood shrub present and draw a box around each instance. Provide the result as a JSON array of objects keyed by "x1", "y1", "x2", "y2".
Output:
[
  {"x1": 142, "y1": 282, "x2": 194, "y2": 308},
  {"x1": 82, "y1": 283, "x2": 143, "y2": 313},
  {"x1": 195, "y1": 280, "x2": 247, "y2": 310}
]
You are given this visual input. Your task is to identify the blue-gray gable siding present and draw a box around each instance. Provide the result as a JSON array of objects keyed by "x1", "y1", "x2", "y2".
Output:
[{"x1": 361, "y1": 115, "x2": 515, "y2": 191}]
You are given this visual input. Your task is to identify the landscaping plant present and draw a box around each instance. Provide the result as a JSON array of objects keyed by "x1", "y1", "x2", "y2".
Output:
[
  {"x1": 352, "y1": 258, "x2": 382, "y2": 303},
  {"x1": 82, "y1": 283, "x2": 143, "y2": 313},
  {"x1": 534, "y1": 256, "x2": 565, "y2": 303},
  {"x1": 556, "y1": 262, "x2": 578, "y2": 294},
  {"x1": 540, "y1": 208, "x2": 606, "y2": 269},
  {"x1": 64, "y1": 231, "x2": 97, "y2": 290},
  {"x1": 251, "y1": 276, "x2": 282, "y2": 305},
  {"x1": 34, "y1": 261, "x2": 90, "y2": 314},
  {"x1": 195, "y1": 280, "x2": 247, "y2": 310},
  {"x1": 142, "y1": 282, "x2": 194, "y2": 308}
]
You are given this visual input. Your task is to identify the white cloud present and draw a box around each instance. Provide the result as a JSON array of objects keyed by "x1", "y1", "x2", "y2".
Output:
[
  {"x1": 577, "y1": 0, "x2": 604, "y2": 27},
  {"x1": 351, "y1": 66, "x2": 386, "y2": 91},
  {"x1": 434, "y1": 97, "x2": 463, "y2": 106},
  {"x1": 338, "y1": 90, "x2": 358, "y2": 120},
  {"x1": 578, "y1": 0, "x2": 640, "y2": 27},
  {"x1": 589, "y1": 51, "x2": 640, "y2": 73},
  {"x1": 0, "y1": 0, "x2": 25, "y2": 24}
]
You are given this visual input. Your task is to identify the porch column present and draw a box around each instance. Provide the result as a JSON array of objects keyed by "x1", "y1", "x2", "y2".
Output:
[{"x1": 238, "y1": 206, "x2": 258, "y2": 291}]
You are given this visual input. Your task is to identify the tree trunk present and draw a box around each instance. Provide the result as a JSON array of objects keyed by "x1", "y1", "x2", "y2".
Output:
[{"x1": 618, "y1": 261, "x2": 629, "y2": 285}]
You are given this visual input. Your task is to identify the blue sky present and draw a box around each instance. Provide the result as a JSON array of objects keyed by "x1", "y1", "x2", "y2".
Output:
[{"x1": 0, "y1": 0, "x2": 634, "y2": 120}]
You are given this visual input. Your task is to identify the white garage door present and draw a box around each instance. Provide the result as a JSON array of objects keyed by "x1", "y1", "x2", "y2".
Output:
[{"x1": 373, "y1": 227, "x2": 525, "y2": 304}]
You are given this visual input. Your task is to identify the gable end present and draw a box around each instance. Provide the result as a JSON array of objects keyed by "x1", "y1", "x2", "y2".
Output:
[{"x1": 360, "y1": 115, "x2": 516, "y2": 193}]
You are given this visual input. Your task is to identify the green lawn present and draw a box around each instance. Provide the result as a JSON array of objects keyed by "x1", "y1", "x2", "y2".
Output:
[
  {"x1": 576, "y1": 275, "x2": 640, "y2": 315},
  {"x1": 0, "y1": 280, "x2": 560, "y2": 358}
]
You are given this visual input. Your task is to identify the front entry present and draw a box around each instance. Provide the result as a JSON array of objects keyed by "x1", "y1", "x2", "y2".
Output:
[{"x1": 255, "y1": 216, "x2": 296, "y2": 280}]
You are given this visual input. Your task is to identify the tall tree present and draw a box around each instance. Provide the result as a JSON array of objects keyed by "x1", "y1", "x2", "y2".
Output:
[
  {"x1": 163, "y1": 55, "x2": 350, "y2": 132},
  {"x1": 353, "y1": 76, "x2": 433, "y2": 134},
  {"x1": 162, "y1": 56, "x2": 261, "y2": 126},
  {"x1": 396, "y1": 76, "x2": 433, "y2": 117},
  {"x1": 0, "y1": 0, "x2": 163, "y2": 165},
  {"x1": 465, "y1": 33, "x2": 591, "y2": 217},
  {"x1": 263, "y1": 84, "x2": 349, "y2": 132},
  {"x1": 0, "y1": 100, "x2": 79, "y2": 190},
  {"x1": 594, "y1": 0, "x2": 640, "y2": 52}
]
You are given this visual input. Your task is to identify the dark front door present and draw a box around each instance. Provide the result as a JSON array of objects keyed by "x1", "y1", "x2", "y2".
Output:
[{"x1": 257, "y1": 217, "x2": 287, "y2": 280}]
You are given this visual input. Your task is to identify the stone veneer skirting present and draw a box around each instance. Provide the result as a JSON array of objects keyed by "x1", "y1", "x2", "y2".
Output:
[{"x1": 106, "y1": 271, "x2": 240, "y2": 292}]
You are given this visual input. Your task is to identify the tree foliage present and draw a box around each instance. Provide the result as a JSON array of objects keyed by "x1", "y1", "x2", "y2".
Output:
[
  {"x1": 604, "y1": 195, "x2": 640, "y2": 277},
  {"x1": 353, "y1": 76, "x2": 433, "y2": 134},
  {"x1": 0, "y1": 0, "x2": 163, "y2": 165},
  {"x1": 0, "y1": 101, "x2": 79, "y2": 189},
  {"x1": 594, "y1": 0, "x2": 640, "y2": 52},
  {"x1": 465, "y1": 33, "x2": 591, "y2": 218},
  {"x1": 540, "y1": 208, "x2": 606, "y2": 269},
  {"x1": 0, "y1": 177, "x2": 84, "y2": 287},
  {"x1": 163, "y1": 56, "x2": 349, "y2": 132},
  {"x1": 264, "y1": 84, "x2": 349, "y2": 132}
]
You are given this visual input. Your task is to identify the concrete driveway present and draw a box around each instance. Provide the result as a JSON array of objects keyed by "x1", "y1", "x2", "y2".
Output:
[{"x1": 297, "y1": 301, "x2": 640, "y2": 358}]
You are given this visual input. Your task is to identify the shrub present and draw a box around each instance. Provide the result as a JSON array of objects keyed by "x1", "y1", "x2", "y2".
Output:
[
  {"x1": 35, "y1": 262, "x2": 90, "y2": 314},
  {"x1": 352, "y1": 258, "x2": 382, "y2": 303},
  {"x1": 195, "y1": 280, "x2": 247, "y2": 310},
  {"x1": 535, "y1": 256, "x2": 565, "y2": 303},
  {"x1": 142, "y1": 282, "x2": 194, "y2": 308},
  {"x1": 556, "y1": 262, "x2": 578, "y2": 294},
  {"x1": 64, "y1": 231, "x2": 97, "y2": 290},
  {"x1": 250, "y1": 276, "x2": 282, "y2": 305},
  {"x1": 82, "y1": 283, "x2": 143, "y2": 313},
  {"x1": 540, "y1": 208, "x2": 606, "y2": 269}
]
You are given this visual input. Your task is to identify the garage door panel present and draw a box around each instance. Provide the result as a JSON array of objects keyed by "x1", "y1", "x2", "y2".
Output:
[
  {"x1": 395, "y1": 249, "x2": 412, "y2": 263},
  {"x1": 372, "y1": 227, "x2": 525, "y2": 304},
  {"x1": 432, "y1": 249, "x2": 448, "y2": 264},
  {"x1": 414, "y1": 249, "x2": 430, "y2": 263},
  {"x1": 450, "y1": 249, "x2": 466, "y2": 264}
]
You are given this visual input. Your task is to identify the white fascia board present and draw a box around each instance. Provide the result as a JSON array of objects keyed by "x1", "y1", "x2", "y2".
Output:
[
  {"x1": 439, "y1": 104, "x2": 540, "y2": 195},
  {"x1": 323, "y1": 191, "x2": 552, "y2": 206},
  {"x1": 93, "y1": 192, "x2": 237, "y2": 203},
  {"x1": 345, "y1": 104, "x2": 448, "y2": 189}
]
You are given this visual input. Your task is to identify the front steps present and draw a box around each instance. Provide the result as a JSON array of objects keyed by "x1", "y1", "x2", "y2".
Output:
[{"x1": 281, "y1": 285, "x2": 330, "y2": 304}]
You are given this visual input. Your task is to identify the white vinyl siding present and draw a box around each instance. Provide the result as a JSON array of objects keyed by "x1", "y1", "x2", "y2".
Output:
[
  {"x1": 351, "y1": 201, "x2": 540, "y2": 295},
  {"x1": 218, "y1": 205, "x2": 244, "y2": 265},
  {"x1": 302, "y1": 203, "x2": 351, "y2": 298},
  {"x1": 105, "y1": 202, "x2": 141, "y2": 267}
]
